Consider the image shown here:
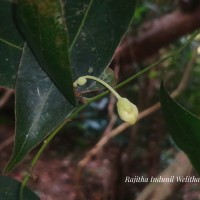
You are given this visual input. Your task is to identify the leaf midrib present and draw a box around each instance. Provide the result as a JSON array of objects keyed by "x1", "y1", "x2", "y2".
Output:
[
  {"x1": 13, "y1": 84, "x2": 54, "y2": 164},
  {"x1": 68, "y1": 0, "x2": 94, "y2": 52},
  {"x1": 0, "y1": 38, "x2": 23, "y2": 50}
]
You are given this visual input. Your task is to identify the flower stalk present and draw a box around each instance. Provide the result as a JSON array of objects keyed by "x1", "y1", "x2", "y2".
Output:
[{"x1": 74, "y1": 75, "x2": 138, "y2": 125}]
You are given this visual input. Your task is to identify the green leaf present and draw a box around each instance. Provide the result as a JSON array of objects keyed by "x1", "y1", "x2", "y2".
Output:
[
  {"x1": 15, "y1": 0, "x2": 76, "y2": 105},
  {"x1": 14, "y1": 0, "x2": 137, "y2": 100},
  {"x1": 5, "y1": 0, "x2": 137, "y2": 172},
  {"x1": 4, "y1": 45, "x2": 74, "y2": 173},
  {"x1": 0, "y1": 0, "x2": 24, "y2": 88},
  {"x1": 65, "y1": 0, "x2": 137, "y2": 83},
  {"x1": 0, "y1": 176, "x2": 39, "y2": 200},
  {"x1": 160, "y1": 82, "x2": 200, "y2": 174}
]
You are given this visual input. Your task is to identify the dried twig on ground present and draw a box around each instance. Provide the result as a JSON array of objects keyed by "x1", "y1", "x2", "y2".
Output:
[
  {"x1": 136, "y1": 152, "x2": 192, "y2": 200},
  {"x1": 0, "y1": 88, "x2": 14, "y2": 152},
  {"x1": 0, "y1": 89, "x2": 13, "y2": 109},
  {"x1": 104, "y1": 95, "x2": 117, "y2": 136},
  {"x1": 0, "y1": 136, "x2": 14, "y2": 152}
]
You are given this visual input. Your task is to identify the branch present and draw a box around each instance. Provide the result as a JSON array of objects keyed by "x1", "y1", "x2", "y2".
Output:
[{"x1": 113, "y1": 5, "x2": 200, "y2": 64}]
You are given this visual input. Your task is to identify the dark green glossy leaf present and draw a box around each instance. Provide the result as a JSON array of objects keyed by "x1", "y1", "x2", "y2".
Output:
[
  {"x1": 65, "y1": 0, "x2": 137, "y2": 83},
  {"x1": 160, "y1": 82, "x2": 200, "y2": 174},
  {"x1": 0, "y1": 0, "x2": 24, "y2": 88},
  {"x1": 14, "y1": 0, "x2": 136, "y2": 100},
  {"x1": 0, "y1": 176, "x2": 39, "y2": 200},
  {"x1": 4, "y1": 45, "x2": 74, "y2": 173},
  {"x1": 15, "y1": 0, "x2": 76, "y2": 105},
  {"x1": 5, "y1": 1, "x2": 137, "y2": 172}
]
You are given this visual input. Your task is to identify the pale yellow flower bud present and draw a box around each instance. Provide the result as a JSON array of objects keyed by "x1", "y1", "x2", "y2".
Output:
[
  {"x1": 73, "y1": 77, "x2": 87, "y2": 87},
  {"x1": 117, "y1": 98, "x2": 138, "y2": 125}
]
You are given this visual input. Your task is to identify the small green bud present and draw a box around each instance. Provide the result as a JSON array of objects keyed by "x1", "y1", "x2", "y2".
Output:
[{"x1": 117, "y1": 98, "x2": 138, "y2": 125}]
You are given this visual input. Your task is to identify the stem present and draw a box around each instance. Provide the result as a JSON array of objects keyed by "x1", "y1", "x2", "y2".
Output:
[
  {"x1": 19, "y1": 118, "x2": 71, "y2": 199},
  {"x1": 115, "y1": 55, "x2": 172, "y2": 89},
  {"x1": 82, "y1": 75, "x2": 121, "y2": 100},
  {"x1": 176, "y1": 30, "x2": 200, "y2": 54}
]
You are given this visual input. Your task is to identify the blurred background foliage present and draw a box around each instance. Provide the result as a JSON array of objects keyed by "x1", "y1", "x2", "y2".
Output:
[{"x1": 1, "y1": 0, "x2": 200, "y2": 199}]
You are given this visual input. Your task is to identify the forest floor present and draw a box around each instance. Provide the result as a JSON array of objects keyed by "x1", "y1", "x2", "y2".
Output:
[{"x1": 1, "y1": 102, "x2": 200, "y2": 200}]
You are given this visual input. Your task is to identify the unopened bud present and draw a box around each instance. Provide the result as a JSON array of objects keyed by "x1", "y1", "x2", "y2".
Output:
[{"x1": 117, "y1": 98, "x2": 138, "y2": 125}]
